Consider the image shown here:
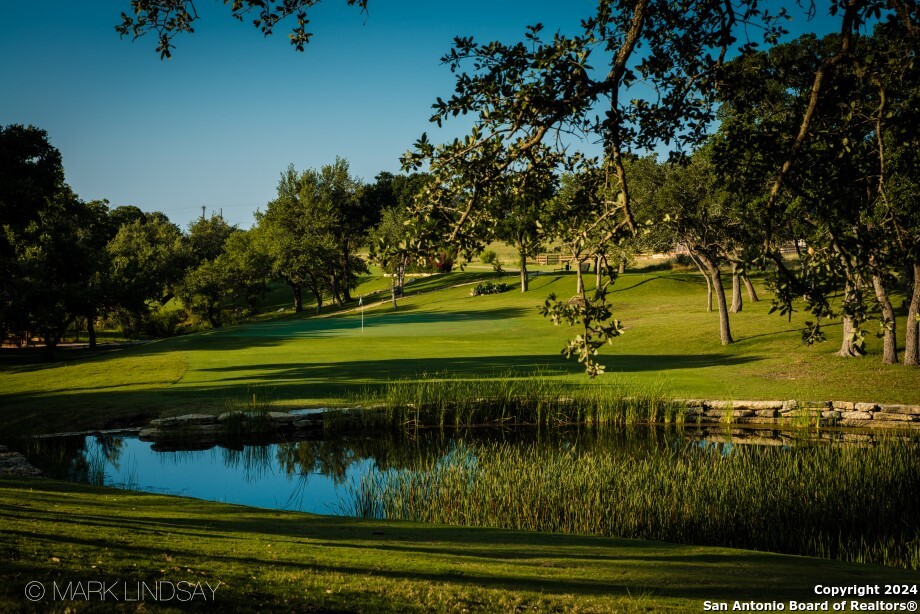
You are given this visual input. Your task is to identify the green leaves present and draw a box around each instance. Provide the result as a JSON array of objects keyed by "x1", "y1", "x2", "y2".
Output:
[
  {"x1": 539, "y1": 284, "x2": 624, "y2": 378},
  {"x1": 117, "y1": 0, "x2": 369, "y2": 57}
]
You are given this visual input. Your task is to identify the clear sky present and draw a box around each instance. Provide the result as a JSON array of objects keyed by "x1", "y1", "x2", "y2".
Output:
[{"x1": 1, "y1": 1, "x2": 840, "y2": 230}]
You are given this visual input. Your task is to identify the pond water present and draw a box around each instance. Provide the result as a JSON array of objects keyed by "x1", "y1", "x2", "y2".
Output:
[{"x1": 24, "y1": 425, "x2": 886, "y2": 515}]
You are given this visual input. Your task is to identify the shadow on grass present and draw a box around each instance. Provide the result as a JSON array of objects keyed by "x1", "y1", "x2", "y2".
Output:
[
  {"x1": 0, "y1": 352, "x2": 763, "y2": 435},
  {"x1": 611, "y1": 272, "x2": 707, "y2": 293},
  {"x1": 0, "y1": 306, "x2": 532, "y2": 375},
  {"x1": 193, "y1": 353, "x2": 760, "y2": 382},
  {"x1": 1, "y1": 477, "x2": 912, "y2": 610}
]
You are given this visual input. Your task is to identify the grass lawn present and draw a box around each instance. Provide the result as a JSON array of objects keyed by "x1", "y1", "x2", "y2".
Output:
[
  {"x1": 1, "y1": 268, "x2": 918, "y2": 434},
  {"x1": 1, "y1": 476, "x2": 917, "y2": 613}
]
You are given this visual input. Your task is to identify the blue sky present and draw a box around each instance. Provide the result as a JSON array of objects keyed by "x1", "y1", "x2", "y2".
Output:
[{"x1": 1, "y1": 1, "x2": 839, "y2": 229}]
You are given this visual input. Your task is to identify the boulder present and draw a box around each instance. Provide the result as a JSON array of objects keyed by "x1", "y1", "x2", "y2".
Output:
[
  {"x1": 150, "y1": 414, "x2": 217, "y2": 428},
  {"x1": 878, "y1": 404, "x2": 920, "y2": 415},
  {"x1": 840, "y1": 411, "x2": 873, "y2": 421},
  {"x1": 704, "y1": 409, "x2": 754, "y2": 418},
  {"x1": 293, "y1": 418, "x2": 323, "y2": 429},
  {"x1": 855, "y1": 402, "x2": 878, "y2": 412},
  {"x1": 799, "y1": 400, "x2": 831, "y2": 409},
  {"x1": 0, "y1": 451, "x2": 42, "y2": 477},
  {"x1": 873, "y1": 412, "x2": 919, "y2": 422},
  {"x1": 869, "y1": 419, "x2": 920, "y2": 429},
  {"x1": 734, "y1": 400, "x2": 784, "y2": 410},
  {"x1": 832, "y1": 401, "x2": 855, "y2": 411},
  {"x1": 265, "y1": 412, "x2": 297, "y2": 424}
]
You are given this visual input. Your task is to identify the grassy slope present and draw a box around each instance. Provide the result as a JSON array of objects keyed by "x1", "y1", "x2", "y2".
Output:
[
  {"x1": 2, "y1": 269, "x2": 918, "y2": 434},
  {"x1": 2, "y1": 477, "x2": 917, "y2": 613}
]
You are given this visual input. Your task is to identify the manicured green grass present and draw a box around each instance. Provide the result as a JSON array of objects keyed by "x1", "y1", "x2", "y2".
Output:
[
  {"x1": 1, "y1": 269, "x2": 918, "y2": 434},
  {"x1": 1, "y1": 477, "x2": 917, "y2": 613}
]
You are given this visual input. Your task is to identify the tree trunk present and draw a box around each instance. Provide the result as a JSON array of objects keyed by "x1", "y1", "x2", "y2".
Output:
[
  {"x1": 87, "y1": 316, "x2": 97, "y2": 350},
  {"x1": 688, "y1": 252, "x2": 713, "y2": 312},
  {"x1": 314, "y1": 288, "x2": 323, "y2": 315},
  {"x1": 305, "y1": 275, "x2": 323, "y2": 315},
  {"x1": 291, "y1": 284, "x2": 303, "y2": 313},
  {"x1": 397, "y1": 258, "x2": 407, "y2": 296},
  {"x1": 391, "y1": 277, "x2": 398, "y2": 311},
  {"x1": 730, "y1": 263, "x2": 742, "y2": 313},
  {"x1": 618, "y1": 259, "x2": 626, "y2": 275},
  {"x1": 836, "y1": 281, "x2": 864, "y2": 358},
  {"x1": 519, "y1": 250, "x2": 529, "y2": 292},
  {"x1": 206, "y1": 306, "x2": 221, "y2": 328},
  {"x1": 871, "y1": 274, "x2": 898, "y2": 365},
  {"x1": 698, "y1": 252, "x2": 732, "y2": 345},
  {"x1": 742, "y1": 275, "x2": 759, "y2": 302},
  {"x1": 42, "y1": 336, "x2": 58, "y2": 361},
  {"x1": 330, "y1": 274, "x2": 343, "y2": 307},
  {"x1": 904, "y1": 262, "x2": 920, "y2": 366},
  {"x1": 595, "y1": 254, "x2": 603, "y2": 289},
  {"x1": 837, "y1": 315, "x2": 863, "y2": 357},
  {"x1": 575, "y1": 261, "x2": 584, "y2": 294},
  {"x1": 341, "y1": 240, "x2": 352, "y2": 303}
]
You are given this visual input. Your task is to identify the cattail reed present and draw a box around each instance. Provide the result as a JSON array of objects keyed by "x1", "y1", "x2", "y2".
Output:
[{"x1": 350, "y1": 435, "x2": 920, "y2": 570}]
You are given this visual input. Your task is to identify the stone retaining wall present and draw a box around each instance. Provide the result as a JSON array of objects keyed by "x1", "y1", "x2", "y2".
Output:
[
  {"x1": 0, "y1": 444, "x2": 42, "y2": 477},
  {"x1": 137, "y1": 410, "x2": 327, "y2": 449},
  {"x1": 134, "y1": 400, "x2": 920, "y2": 445},
  {"x1": 679, "y1": 399, "x2": 920, "y2": 429}
]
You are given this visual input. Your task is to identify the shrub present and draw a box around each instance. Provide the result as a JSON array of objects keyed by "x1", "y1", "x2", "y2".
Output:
[
  {"x1": 674, "y1": 253, "x2": 694, "y2": 267},
  {"x1": 470, "y1": 282, "x2": 510, "y2": 296},
  {"x1": 430, "y1": 250, "x2": 454, "y2": 273},
  {"x1": 480, "y1": 249, "x2": 504, "y2": 273}
]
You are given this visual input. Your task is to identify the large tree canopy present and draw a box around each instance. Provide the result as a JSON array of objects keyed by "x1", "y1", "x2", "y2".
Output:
[
  {"x1": 111, "y1": 0, "x2": 920, "y2": 373},
  {"x1": 713, "y1": 18, "x2": 920, "y2": 365},
  {"x1": 397, "y1": 0, "x2": 790, "y2": 374}
]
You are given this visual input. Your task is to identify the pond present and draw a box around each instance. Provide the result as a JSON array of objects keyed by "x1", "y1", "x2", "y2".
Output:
[
  {"x1": 22, "y1": 425, "x2": 920, "y2": 569},
  {"x1": 22, "y1": 425, "x2": 901, "y2": 513},
  {"x1": 26, "y1": 426, "x2": 697, "y2": 513}
]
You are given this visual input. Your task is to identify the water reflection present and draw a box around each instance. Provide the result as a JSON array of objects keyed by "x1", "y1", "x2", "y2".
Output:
[{"x1": 22, "y1": 425, "x2": 900, "y2": 515}]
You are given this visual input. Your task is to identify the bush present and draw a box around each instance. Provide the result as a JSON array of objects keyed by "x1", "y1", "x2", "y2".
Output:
[
  {"x1": 143, "y1": 309, "x2": 188, "y2": 337},
  {"x1": 674, "y1": 253, "x2": 694, "y2": 267},
  {"x1": 432, "y1": 251, "x2": 454, "y2": 273},
  {"x1": 470, "y1": 282, "x2": 510, "y2": 296},
  {"x1": 480, "y1": 249, "x2": 504, "y2": 273}
]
